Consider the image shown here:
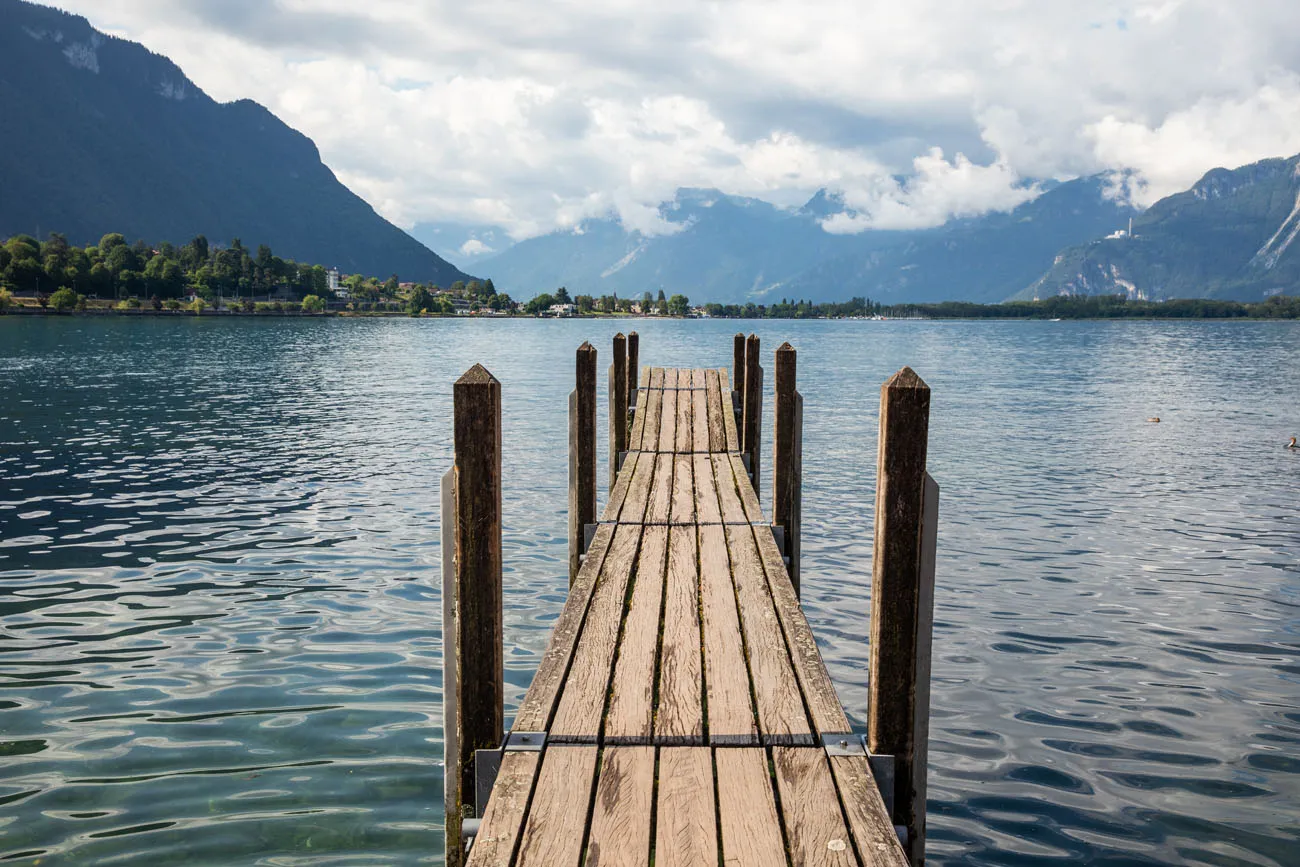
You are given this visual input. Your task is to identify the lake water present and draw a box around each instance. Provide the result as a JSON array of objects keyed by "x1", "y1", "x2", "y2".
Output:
[{"x1": 1, "y1": 316, "x2": 1298, "y2": 866}]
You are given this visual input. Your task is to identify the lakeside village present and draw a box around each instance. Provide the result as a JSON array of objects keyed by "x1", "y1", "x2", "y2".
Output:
[{"x1": 3, "y1": 232, "x2": 1299, "y2": 321}]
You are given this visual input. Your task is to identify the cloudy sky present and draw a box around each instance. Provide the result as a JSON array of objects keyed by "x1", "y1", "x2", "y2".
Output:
[{"x1": 51, "y1": 0, "x2": 1300, "y2": 246}]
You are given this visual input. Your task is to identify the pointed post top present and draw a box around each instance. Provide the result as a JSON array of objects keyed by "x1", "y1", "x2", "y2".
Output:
[
  {"x1": 457, "y1": 363, "x2": 498, "y2": 386},
  {"x1": 777, "y1": 341, "x2": 795, "y2": 353},
  {"x1": 884, "y1": 366, "x2": 928, "y2": 392},
  {"x1": 614, "y1": 332, "x2": 626, "y2": 340},
  {"x1": 577, "y1": 340, "x2": 595, "y2": 353},
  {"x1": 746, "y1": 332, "x2": 760, "y2": 346}
]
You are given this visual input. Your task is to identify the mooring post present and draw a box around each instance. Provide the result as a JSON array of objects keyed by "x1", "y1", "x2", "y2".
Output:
[
  {"x1": 452, "y1": 364, "x2": 504, "y2": 857},
  {"x1": 569, "y1": 342, "x2": 598, "y2": 586},
  {"x1": 732, "y1": 332, "x2": 746, "y2": 414},
  {"x1": 609, "y1": 333, "x2": 627, "y2": 492},
  {"x1": 867, "y1": 366, "x2": 935, "y2": 867},
  {"x1": 742, "y1": 333, "x2": 762, "y2": 498},
  {"x1": 626, "y1": 331, "x2": 639, "y2": 411},
  {"x1": 772, "y1": 342, "x2": 801, "y2": 595},
  {"x1": 440, "y1": 468, "x2": 461, "y2": 866}
]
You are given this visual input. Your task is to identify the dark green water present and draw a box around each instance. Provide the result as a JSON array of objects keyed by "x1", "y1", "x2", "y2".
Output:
[{"x1": 1, "y1": 316, "x2": 1298, "y2": 865}]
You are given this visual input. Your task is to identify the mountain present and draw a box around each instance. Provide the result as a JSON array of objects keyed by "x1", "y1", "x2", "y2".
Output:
[
  {"x1": 476, "y1": 179, "x2": 1136, "y2": 305},
  {"x1": 1024, "y1": 155, "x2": 1300, "y2": 301},
  {"x1": 0, "y1": 0, "x2": 470, "y2": 284}
]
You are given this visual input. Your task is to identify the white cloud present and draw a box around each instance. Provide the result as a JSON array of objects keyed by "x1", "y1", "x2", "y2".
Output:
[
  {"x1": 49, "y1": 0, "x2": 1300, "y2": 237},
  {"x1": 458, "y1": 239, "x2": 495, "y2": 257}
]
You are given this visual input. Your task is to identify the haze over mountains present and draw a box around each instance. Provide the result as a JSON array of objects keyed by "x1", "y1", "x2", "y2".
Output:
[
  {"x1": 4, "y1": 0, "x2": 1297, "y2": 304},
  {"x1": 0, "y1": 0, "x2": 470, "y2": 285}
]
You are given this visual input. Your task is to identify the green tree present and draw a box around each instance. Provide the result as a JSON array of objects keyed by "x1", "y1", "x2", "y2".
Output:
[
  {"x1": 524, "y1": 292, "x2": 556, "y2": 315},
  {"x1": 408, "y1": 285, "x2": 434, "y2": 314},
  {"x1": 668, "y1": 294, "x2": 690, "y2": 316},
  {"x1": 554, "y1": 286, "x2": 572, "y2": 304},
  {"x1": 657, "y1": 289, "x2": 666, "y2": 303},
  {"x1": 49, "y1": 287, "x2": 81, "y2": 311},
  {"x1": 0, "y1": 288, "x2": 13, "y2": 311},
  {"x1": 302, "y1": 294, "x2": 326, "y2": 313}
]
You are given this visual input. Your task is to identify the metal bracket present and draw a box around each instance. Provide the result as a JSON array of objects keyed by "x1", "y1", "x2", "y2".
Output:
[
  {"x1": 741, "y1": 452, "x2": 752, "y2": 473},
  {"x1": 473, "y1": 748, "x2": 502, "y2": 817},
  {"x1": 583, "y1": 524, "x2": 598, "y2": 556},
  {"x1": 617, "y1": 450, "x2": 629, "y2": 471},
  {"x1": 821, "y1": 732, "x2": 865, "y2": 756},
  {"x1": 865, "y1": 741, "x2": 897, "y2": 819},
  {"x1": 770, "y1": 525, "x2": 785, "y2": 555},
  {"x1": 505, "y1": 731, "x2": 547, "y2": 751}
]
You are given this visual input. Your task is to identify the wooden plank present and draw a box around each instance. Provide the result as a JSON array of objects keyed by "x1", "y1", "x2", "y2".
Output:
[
  {"x1": 642, "y1": 387, "x2": 663, "y2": 457},
  {"x1": 698, "y1": 523, "x2": 757, "y2": 745},
  {"x1": 655, "y1": 748, "x2": 717, "y2": 867},
  {"x1": 675, "y1": 374, "x2": 693, "y2": 453},
  {"x1": 551, "y1": 524, "x2": 643, "y2": 742},
  {"x1": 646, "y1": 454, "x2": 673, "y2": 525},
  {"x1": 705, "y1": 369, "x2": 725, "y2": 453},
  {"x1": 670, "y1": 455, "x2": 695, "y2": 525},
  {"x1": 656, "y1": 526, "x2": 703, "y2": 744},
  {"x1": 604, "y1": 526, "x2": 669, "y2": 742},
  {"x1": 514, "y1": 746, "x2": 599, "y2": 867},
  {"x1": 730, "y1": 452, "x2": 765, "y2": 524},
  {"x1": 616, "y1": 449, "x2": 656, "y2": 525},
  {"x1": 640, "y1": 366, "x2": 651, "y2": 389},
  {"x1": 465, "y1": 750, "x2": 542, "y2": 867},
  {"x1": 585, "y1": 746, "x2": 655, "y2": 867},
  {"x1": 692, "y1": 368, "x2": 707, "y2": 390},
  {"x1": 773, "y1": 747, "x2": 858, "y2": 867},
  {"x1": 719, "y1": 369, "x2": 740, "y2": 452},
  {"x1": 691, "y1": 387, "x2": 709, "y2": 453},
  {"x1": 692, "y1": 454, "x2": 722, "y2": 525},
  {"x1": 711, "y1": 454, "x2": 747, "y2": 524},
  {"x1": 725, "y1": 524, "x2": 812, "y2": 745},
  {"x1": 600, "y1": 451, "x2": 638, "y2": 523},
  {"x1": 751, "y1": 526, "x2": 852, "y2": 735},
  {"x1": 828, "y1": 755, "x2": 909, "y2": 867},
  {"x1": 629, "y1": 380, "x2": 650, "y2": 451},
  {"x1": 658, "y1": 388, "x2": 678, "y2": 453},
  {"x1": 650, "y1": 368, "x2": 665, "y2": 389},
  {"x1": 716, "y1": 748, "x2": 787, "y2": 867},
  {"x1": 514, "y1": 524, "x2": 618, "y2": 731}
]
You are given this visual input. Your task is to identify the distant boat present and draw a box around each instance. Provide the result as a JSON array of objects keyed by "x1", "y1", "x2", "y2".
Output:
[{"x1": 1049, "y1": 318, "x2": 1062, "y2": 322}]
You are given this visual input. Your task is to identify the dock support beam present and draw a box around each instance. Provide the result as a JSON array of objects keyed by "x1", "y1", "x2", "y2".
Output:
[
  {"x1": 569, "y1": 342, "x2": 597, "y2": 586},
  {"x1": 609, "y1": 333, "x2": 627, "y2": 493},
  {"x1": 626, "y1": 331, "x2": 639, "y2": 410},
  {"x1": 733, "y1": 332, "x2": 746, "y2": 396},
  {"x1": 742, "y1": 333, "x2": 762, "y2": 498},
  {"x1": 868, "y1": 367, "x2": 936, "y2": 867},
  {"x1": 449, "y1": 364, "x2": 504, "y2": 866},
  {"x1": 772, "y1": 342, "x2": 802, "y2": 595}
]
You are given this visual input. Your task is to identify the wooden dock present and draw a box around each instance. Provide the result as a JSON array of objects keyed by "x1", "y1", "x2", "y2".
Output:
[{"x1": 442, "y1": 335, "x2": 937, "y2": 867}]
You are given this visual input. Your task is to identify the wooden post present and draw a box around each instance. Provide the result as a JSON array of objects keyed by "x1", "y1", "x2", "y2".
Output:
[
  {"x1": 867, "y1": 366, "x2": 932, "y2": 867},
  {"x1": 732, "y1": 332, "x2": 746, "y2": 402},
  {"x1": 609, "y1": 333, "x2": 627, "y2": 492},
  {"x1": 772, "y1": 342, "x2": 801, "y2": 594},
  {"x1": 569, "y1": 342, "x2": 597, "y2": 585},
  {"x1": 742, "y1": 333, "x2": 762, "y2": 499},
  {"x1": 453, "y1": 364, "x2": 504, "y2": 829},
  {"x1": 440, "y1": 468, "x2": 461, "y2": 866},
  {"x1": 626, "y1": 331, "x2": 639, "y2": 409}
]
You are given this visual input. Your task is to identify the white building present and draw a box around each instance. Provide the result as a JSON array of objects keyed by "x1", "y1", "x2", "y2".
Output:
[{"x1": 327, "y1": 267, "x2": 346, "y2": 298}]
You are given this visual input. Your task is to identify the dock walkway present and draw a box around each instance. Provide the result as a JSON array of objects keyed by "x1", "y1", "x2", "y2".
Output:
[{"x1": 462, "y1": 363, "x2": 909, "y2": 867}]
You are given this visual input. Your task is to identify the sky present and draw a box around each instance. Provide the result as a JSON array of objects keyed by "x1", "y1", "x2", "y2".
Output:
[{"x1": 50, "y1": 0, "x2": 1300, "y2": 251}]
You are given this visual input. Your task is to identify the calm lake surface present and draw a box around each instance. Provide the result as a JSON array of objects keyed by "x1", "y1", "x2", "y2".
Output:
[{"x1": 1, "y1": 316, "x2": 1298, "y2": 866}]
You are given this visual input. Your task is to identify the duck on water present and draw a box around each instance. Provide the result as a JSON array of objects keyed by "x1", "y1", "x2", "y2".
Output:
[{"x1": 1289, "y1": 436, "x2": 1298, "y2": 449}]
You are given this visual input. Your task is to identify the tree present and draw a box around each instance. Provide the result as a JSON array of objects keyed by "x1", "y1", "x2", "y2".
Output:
[
  {"x1": 0, "y1": 288, "x2": 12, "y2": 311},
  {"x1": 643, "y1": 291, "x2": 653, "y2": 307},
  {"x1": 668, "y1": 293, "x2": 690, "y2": 316},
  {"x1": 302, "y1": 294, "x2": 326, "y2": 313},
  {"x1": 554, "y1": 286, "x2": 572, "y2": 304},
  {"x1": 49, "y1": 287, "x2": 80, "y2": 311},
  {"x1": 657, "y1": 289, "x2": 666, "y2": 303},
  {"x1": 408, "y1": 285, "x2": 434, "y2": 314},
  {"x1": 524, "y1": 292, "x2": 556, "y2": 315}
]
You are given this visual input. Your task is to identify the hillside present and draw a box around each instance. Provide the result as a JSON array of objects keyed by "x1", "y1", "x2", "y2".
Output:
[
  {"x1": 0, "y1": 0, "x2": 470, "y2": 284},
  {"x1": 1024, "y1": 155, "x2": 1300, "y2": 301},
  {"x1": 476, "y1": 180, "x2": 1136, "y2": 305}
]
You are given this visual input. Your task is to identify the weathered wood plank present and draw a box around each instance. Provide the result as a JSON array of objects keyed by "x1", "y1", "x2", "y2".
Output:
[
  {"x1": 725, "y1": 524, "x2": 812, "y2": 745},
  {"x1": 705, "y1": 369, "x2": 726, "y2": 453},
  {"x1": 642, "y1": 387, "x2": 662, "y2": 457},
  {"x1": 514, "y1": 746, "x2": 599, "y2": 867},
  {"x1": 716, "y1": 748, "x2": 787, "y2": 867},
  {"x1": 640, "y1": 366, "x2": 651, "y2": 389},
  {"x1": 629, "y1": 379, "x2": 650, "y2": 452},
  {"x1": 616, "y1": 449, "x2": 656, "y2": 525},
  {"x1": 513, "y1": 524, "x2": 618, "y2": 732},
  {"x1": 692, "y1": 368, "x2": 707, "y2": 390},
  {"x1": 655, "y1": 748, "x2": 718, "y2": 867},
  {"x1": 719, "y1": 369, "x2": 740, "y2": 452},
  {"x1": 670, "y1": 454, "x2": 695, "y2": 525},
  {"x1": 711, "y1": 454, "x2": 747, "y2": 524},
  {"x1": 751, "y1": 526, "x2": 852, "y2": 735},
  {"x1": 465, "y1": 750, "x2": 542, "y2": 867},
  {"x1": 551, "y1": 524, "x2": 643, "y2": 742},
  {"x1": 585, "y1": 746, "x2": 655, "y2": 867},
  {"x1": 604, "y1": 526, "x2": 669, "y2": 742},
  {"x1": 773, "y1": 747, "x2": 859, "y2": 866},
  {"x1": 698, "y1": 523, "x2": 757, "y2": 745},
  {"x1": 692, "y1": 453, "x2": 722, "y2": 525},
  {"x1": 675, "y1": 373, "x2": 693, "y2": 453},
  {"x1": 691, "y1": 387, "x2": 709, "y2": 453},
  {"x1": 650, "y1": 367, "x2": 665, "y2": 389},
  {"x1": 828, "y1": 755, "x2": 909, "y2": 867},
  {"x1": 656, "y1": 526, "x2": 703, "y2": 744},
  {"x1": 658, "y1": 388, "x2": 678, "y2": 453},
  {"x1": 646, "y1": 453, "x2": 674, "y2": 525},
  {"x1": 730, "y1": 452, "x2": 765, "y2": 524}
]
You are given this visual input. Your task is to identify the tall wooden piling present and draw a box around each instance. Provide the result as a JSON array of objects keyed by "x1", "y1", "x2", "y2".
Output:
[
  {"x1": 867, "y1": 366, "x2": 933, "y2": 867},
  {"x1": 742, "y1": 333, "x2": 762, "y2": 499},
  {"x1": 772, "y1": 342, "x2": 801, "y2": 594},
  {"x1": 452, "y1": 364, "x2": 504, "y2": 848},
  {"x1": 569, "y1": 342, "x2": 598, "y2": 585},
  {"x1": 626, "y1": 331, "x2": 639, "y2": 409},
  {"x1": 609, "y1": 333, "x2": 627, "y2": 493},
  {"x1": 732, "y1": 333, "x2": 746, "y2": 400}
]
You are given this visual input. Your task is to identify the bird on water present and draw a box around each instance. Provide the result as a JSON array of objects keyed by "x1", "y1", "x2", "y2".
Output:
[{"x1": 1288, "y1": 436, "x2": 1298, "y2": 449}]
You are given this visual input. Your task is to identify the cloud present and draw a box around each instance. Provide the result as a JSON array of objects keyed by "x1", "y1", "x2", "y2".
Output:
[
  {"x1": 48, "y1": 0, "x2": 1300, "y2": 238},
  {"x1": 458, "y1": 239, "x2": 495, "y2": 257}
]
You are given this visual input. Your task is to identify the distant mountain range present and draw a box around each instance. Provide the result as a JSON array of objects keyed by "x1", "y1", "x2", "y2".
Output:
[
  {"x1": 0, "y1": 0, "x2": 470, "y2": 285},
  {"x1": 1023, "y1": 155, "x2": 1300, "y2": 301}
]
